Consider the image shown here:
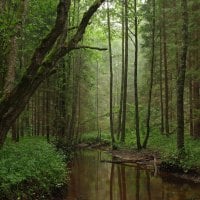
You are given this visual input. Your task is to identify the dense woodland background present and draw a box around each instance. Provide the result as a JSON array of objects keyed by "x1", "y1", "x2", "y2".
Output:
[{"x1": 0, "y1": 0, "x2": 199, "y2": 152}]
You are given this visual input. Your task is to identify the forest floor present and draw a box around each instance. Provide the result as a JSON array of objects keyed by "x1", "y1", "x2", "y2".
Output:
[{"x1": 77, "y1": 142, "x2": 200, "y2": 183}]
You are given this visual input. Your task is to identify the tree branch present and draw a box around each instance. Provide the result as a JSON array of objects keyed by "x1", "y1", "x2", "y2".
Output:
[
  {"x1": 28, "y1": 0, "x2": 70, "y2": 73},
  {"x1": 44, "y1": 0, "x2": 106, "y2": 64}
]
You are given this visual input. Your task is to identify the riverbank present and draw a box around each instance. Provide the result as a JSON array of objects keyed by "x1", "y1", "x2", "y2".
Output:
[{"x1": 77, "y1": 140, "x2": 200, "y2": 184}]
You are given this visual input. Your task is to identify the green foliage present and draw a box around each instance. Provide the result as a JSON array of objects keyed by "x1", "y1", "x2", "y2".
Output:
[
  {"x1": 80, "y1": 131, "x2": 111, "y2": 145},
  {"x1": 142, "y1": 132, "x2": 200, "y2": 172},
  {"x1": 0, "y1": 137, "x2": 68, "y2": 200}
]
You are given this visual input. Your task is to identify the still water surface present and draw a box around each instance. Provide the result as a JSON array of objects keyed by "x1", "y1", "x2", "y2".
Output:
[{"x1": 65, "y1": 150, "x2": 200, "y2": 200}]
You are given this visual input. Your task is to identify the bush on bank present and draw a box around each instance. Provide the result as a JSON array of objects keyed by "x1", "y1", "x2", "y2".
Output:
[{"x1": 0, "y1": 137, "x2": 69, "y2": 200}]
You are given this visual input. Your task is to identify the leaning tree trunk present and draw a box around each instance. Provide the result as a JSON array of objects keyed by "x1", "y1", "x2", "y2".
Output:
[
  {"x1": 0, "y1": 0, "x2": 106, "y2": 147},
  {"x1": 177, "y1": 0, "x2": 188, "y2": 154}
]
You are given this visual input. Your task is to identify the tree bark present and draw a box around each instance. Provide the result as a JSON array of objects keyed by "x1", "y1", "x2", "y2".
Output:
[
  {"x1": 159, "y1": 26, "x2": 164, "y2": 134},
  {"x1": 118, "y1": 0, "x2": 125, "y2": 140},
  {"x1": 162, "y1": 1, "x2": 169, "y2": 135},
  {"x1": 193, "y1": 82, "x2": 200, "y2": 138},
  {"x1": 177, "y1": 0, "x2": 188, "y2": 154},
  {"x1": 143, "y1": 0, "x2": 155, "y2": 148},
  {"x1": 121, "y1": 0, "x2": 129, "y2": 143},
  {"x1": 134, "y1": 0, "x2": 141, "y2": 150},
  {"x1": 107, "y1": 0, "x2": 115, "y2": 145}
]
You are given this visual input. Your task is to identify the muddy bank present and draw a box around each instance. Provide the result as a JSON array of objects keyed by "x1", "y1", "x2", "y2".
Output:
[{"x1": 77, "y1": 143, "x2": 200, "y2": 183}]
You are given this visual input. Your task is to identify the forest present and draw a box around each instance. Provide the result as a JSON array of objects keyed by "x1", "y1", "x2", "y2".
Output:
[{"x1": 0, "y1": 0, "x2": 199, "y2": 199}]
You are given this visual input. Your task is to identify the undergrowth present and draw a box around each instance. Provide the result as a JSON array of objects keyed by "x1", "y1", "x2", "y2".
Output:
[
  {"x1": 80, "y1": 131, "x2": 111, "y2": 145},
  {"x1": 0, "y1": 137, "x2": 69, "y2": 200}
]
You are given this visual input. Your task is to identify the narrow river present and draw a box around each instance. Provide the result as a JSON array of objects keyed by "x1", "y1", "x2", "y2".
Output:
[{"x1": 64, "y1": 150, "x2": 200, "y2": 200}]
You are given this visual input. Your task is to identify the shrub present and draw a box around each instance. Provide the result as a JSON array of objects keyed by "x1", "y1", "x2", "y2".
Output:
[{"x1": 0, "y1": 137, "x2": 69, "y2": 200}]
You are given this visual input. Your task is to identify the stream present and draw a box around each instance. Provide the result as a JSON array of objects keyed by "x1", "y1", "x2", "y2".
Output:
[{"x1": 64, "y1": 150, "x2": 200, "y2": 200}]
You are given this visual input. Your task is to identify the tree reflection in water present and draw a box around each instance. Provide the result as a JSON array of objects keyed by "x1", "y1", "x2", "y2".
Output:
[{"x1": 65, "y1": 150, "x2": 200, "y2": 200}]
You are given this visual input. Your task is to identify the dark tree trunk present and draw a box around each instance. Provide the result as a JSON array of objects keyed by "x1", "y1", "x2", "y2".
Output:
[
  {"x1": 121, "y1": 0, "x2": 129, "y2": 143},
  {"x1": 188, "y1": 54, "x2": 193, "y2": 136},
  {"x1": 193, "y1": 82, "x2": 200, "y2": 138},
  {"x1": 143, "y1": 0, "x2": 156, "y2": 148},
  {"x1": 46, "y1": 79, "x2": 50, "y2": 142},
  {"x1": 159, "y1": 27, "x2": 164, "y2": 134},
  {"x1": 177, "y1": 0, "x2": 188, "y2": 153},
  {"x1": 118, "y1": 0, "x2": 125, "y2": 140},
  {"x1": 60, "y1": 59, "x2": 67, "y2": 138},
  {"x1": 69, "y1": 57, "x2": 79, "y2": 141},
  {"x1": 162, "y1": 1, "x2": 169, "y2": 135},
  {"x1": 107, "y1": 0, "x2": 115, "y2": 145},
  {"x1": 134, "y1": 0, "x2": 141, "y2": 150}
]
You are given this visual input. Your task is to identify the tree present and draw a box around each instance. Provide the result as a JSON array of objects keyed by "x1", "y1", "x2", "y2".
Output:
[
  {"x1": 143, "y1": 0, "x2": 156, "y2": 148},
  {"x1": 0, "y1": 0, "x2": 106, "y2": 147},
  {"x1": 177, "y1": 0, "x2": 188, "y2": 154},
  {"x1": 162, "y1": 0, "x2": 170, "y2": 135},
  {"x1": 118, "y1": 0, "x2": 125, "y2": 141},
  {"x1": 134, "y1": 0, "x2": 141, "y2": 150},
  {"x1": 107, "y1": 0, "x2": 115, "y2": 145},
  {"x1": 121, "y1": 0, "x2": 129, "y2": 143}
]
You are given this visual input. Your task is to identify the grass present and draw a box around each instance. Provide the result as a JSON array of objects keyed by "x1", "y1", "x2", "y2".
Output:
[
  {"x1": 82, "y1": 130, "x2": 200, "y2": 171},
  {"x1": 0, "y1": 137, "x2": 69, "y2": 200}
]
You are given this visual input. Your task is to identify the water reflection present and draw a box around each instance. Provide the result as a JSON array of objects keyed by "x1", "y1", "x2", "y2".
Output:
[{"x1": 65, "y1": 150, "x2": 200, "y2": 200}]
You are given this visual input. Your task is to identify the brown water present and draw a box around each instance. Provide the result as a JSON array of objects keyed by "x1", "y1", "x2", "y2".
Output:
[{"x1": 65, "y1": 150, "x2": 200, "y2": 200}]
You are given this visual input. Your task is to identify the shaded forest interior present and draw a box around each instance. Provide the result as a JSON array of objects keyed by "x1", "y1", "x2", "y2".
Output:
[{"x1": 0, "y1": 0, "x2": 199, "y2": 152}]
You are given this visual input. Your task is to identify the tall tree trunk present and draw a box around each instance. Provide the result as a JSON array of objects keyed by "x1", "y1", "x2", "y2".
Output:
[
  {"x1": 37, "y1": 89, "x2": 41, "y2": 136},
  {"x1": 42, "y1": 85, "x2": 46, "y2": 136},
  {"x1": 46, "y1": 79, "x2": 50, "y2": 142},
  {"x1": 60, "y1": 59, "x2": 67, "y2": 138},
  {"x1": 193, "y1": 31, "x2": 200, "y2": 138},
  {"x1": 193, "y1": 82, "x2": 200, "y2": 138},
  {"x1": 177, "y1": 0, "x2": 188, "y2": 154},
  {"x1": 162, "y1": 0, "x2": 169, "y2": 135},
  {"x1": 188, "y1": 53, "x2": 193, "y2": 136},
  {"x1": 121, "y1": 0, "x2": 129, "y2": 143},
  {"x1": 107, "y1": 0, "x2": 115, "y2": 145},
  {"x1": 69, "y1": 55, "x2": 80, "y2": 142},
  {"x1": 134, "y1": 0, "x2": 141, "y2": 150},
  {"x1": 143, "y1": 0, "x2": 156, "y2": 148},
  {"x1": 159, "y1": 27, "x2": 164, "y2": 134},
  {"x1": 118, "y1": 0, "x2": 125, "y2": 140}
]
